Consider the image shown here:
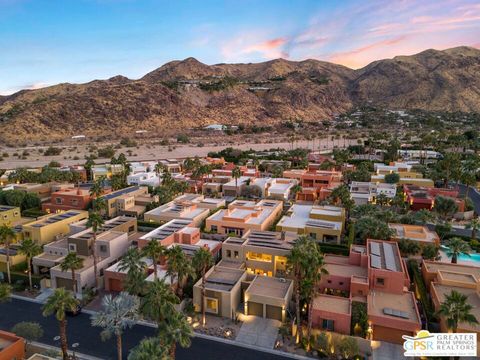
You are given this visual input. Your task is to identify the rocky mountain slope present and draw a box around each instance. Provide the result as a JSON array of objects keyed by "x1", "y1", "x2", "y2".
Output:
[{"x1": 1, "y1": 46, "x2": 479, "y2": 142}]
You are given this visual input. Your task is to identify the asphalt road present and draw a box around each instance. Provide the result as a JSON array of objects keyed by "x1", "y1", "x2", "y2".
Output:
[
  {"x1": 458, "y1": 184, "x2": 480, "y2": 215},
  {"x1": 0, "y1": 298, "x2": 289, "y2": 360}
]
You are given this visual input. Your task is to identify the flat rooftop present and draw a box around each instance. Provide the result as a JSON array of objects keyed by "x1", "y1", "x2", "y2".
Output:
[
  {"x1": 244, "y1": 230, "x2": 293, "y2": 251},
  {"x1": 139, "y1": 219, "x2": 192, "y2": 241},
  {"x1": 368, "y1": 240, "x2": 402, "y2": 272},
  {"x1": 325, "y1": 262, "x2": 368, "y2": 278},
  {"x1": 313, "y1": 294, "x2": 350, "y2": 315},
  {"x1": 246, "y1": 276, "x2": 292, "y2": 299},
  {"x1": 278, "y1": 204, "x2": 342, "y2": 230},
  {"x1": 368, "y1": 291, "x2": 420, "y2": 324},
  {"x1": 25, "y1": 210, "x2": 85, "y2": 228},
  {"x1": 389, "y1": 223, "x2": 438, "y2": 243},
  {"x1": 423, "y1": 261, "x2": 480, "y2": 280},
  {"x1": 216, "y1": 259, "x2": 245, "y2": 270},
  {"x1": 205, "y1": 267, "x2": 245, "y2": 292},
  {"x1": 438, "y1": 270, "x2": 478, "y2": 285}
]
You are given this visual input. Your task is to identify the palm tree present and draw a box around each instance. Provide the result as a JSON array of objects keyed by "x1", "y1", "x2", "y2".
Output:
[
  {"x1": 141, "y1": 279, "x2": 178, "y2": 325},
  {"x1": 166, "y1": 245, "x2": 193, "y2": 298},
  {"x1": 0, "y1": 224, "x2": 16, "y2": 284},
  {"x1": 60, "y1": 253, "x2": 84, "y2": 297},
  {"x1": 0, "y1": 283, "x2": 11, "y2": 302},
  {"x1": 87, "y1": 211, "x2": 104, "y2": 289},
  {"x1": 154, "y1": 162, "x2": 165, "y2": 179},
  {"x1": 465, "y1": 217, "x2": 480, "y2": 241},
  {"x1": 446, "y1": 237, "x2": 471, "y2": 264},
  {"x1": 192, "y1": 247, "x2": 213, "y2": 326},
  {"x1": 128, "y1": 337, "x2": 170, "y2": 360},
  {"x1": 89, "y1": 176, "x2": 105, "y2": 200},
  {"x1": 141, "y1": 240, "x2": 166, "y2": 281},
  {"x1": 118, "y1": 248, "x2": 147, "y2": 295},
  {"x1": 42, "y1": 288, "x2": 78, "y2": 360},
  {"x1": 232, "y1": 166, "x2": 242, "y2": 197},
  {"x1": 437, "y1": 290, "x2": 478, "y2": 332},
  {"x1": 91, "y1": 292, "x2": 140, "y2": 360},
  {"x1": 159, "y1": 311, "x2": 193, "y2": 359},
  {"x1": 17, "y1": 238, "x2": 42, "y2": 291}
]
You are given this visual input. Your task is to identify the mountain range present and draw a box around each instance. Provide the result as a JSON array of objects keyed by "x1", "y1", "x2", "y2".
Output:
[{"x1": 1, "y1": 46, "x2": 480, "y2": 142}]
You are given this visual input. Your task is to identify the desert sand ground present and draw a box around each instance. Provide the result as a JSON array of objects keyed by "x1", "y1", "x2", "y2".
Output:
[{"x1": 0, "y1": 137, "x2": 359, "y2": 170}]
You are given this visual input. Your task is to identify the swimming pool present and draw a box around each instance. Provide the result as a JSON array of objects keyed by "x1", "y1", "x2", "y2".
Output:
[{"x1": 440, "y1": 245, "x2": 480, "y2": 263}]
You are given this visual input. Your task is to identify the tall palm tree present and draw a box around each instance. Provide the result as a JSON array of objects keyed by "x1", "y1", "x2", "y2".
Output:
[
  {"x1": 17, "y1": 238, "x2": 42, "y2": 291},
  {"x1": 159, "y1": 311, "x2": 193, "y2": 359},
  {"x1": 89, "y1": 176, "x2": 105, "y2": 200},
  {"x1": 446, "y1": 237, "x2": 471, "y2": 264},
  {"x1": 231, "y1": 166, "x2": 242, "y2": 197},
  {"x1": 0, "y1": 224, "x2": 16, "y2": 284},
  {"x1": 87, "y1": 211, "x2": 104, "y2": 289},
  {"x1": 42, "y1": 288, "x2": 78, "y2": 360},
  {"x1": 465, "y1": 217, "x2": 480, "y2": 242},
  {"x1": 437, "y1": 290, "x2": 478, "y2": 332},
  {"x1": 166, "y1": 246, "x2": 193, "y2": 298},
  {"x1": 91, "y1": 292, "x2": 140, "y2": 360},
  {"x1": 192, "y1": 247, "x2": 213, "y2": 326},
  {"x1": 128, "y1": 337, "x2": 170, "y2": 360},
  {"x1": 118, "y1": 248, "x2": 147, "y2": 295},
  {"x1": 0, "y1": 283, "x2": 11, "y2": 302},
  {"x1": 141, "y1": 279, "x2": 178, "y2": 325},
  {"x1": 60, "y1": 253, "x2": 84, "y2": 297},
  {"x1": 141, "y1": 240, "x2": 166, "y2": 281}
]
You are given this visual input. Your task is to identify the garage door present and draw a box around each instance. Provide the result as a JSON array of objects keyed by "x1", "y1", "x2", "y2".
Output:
[
  {"x1": 109, "y1": 278, "x2": 123, "y2": 292},
  {"x1": 56, "y1": 277, "x2": 74, "y2": 291},
  {"x1": 247, "y1": 301, "x2": 263, "y2": 317},
  {"x1": 266, "y1": 305, "x2": 282, "y2": 321}
]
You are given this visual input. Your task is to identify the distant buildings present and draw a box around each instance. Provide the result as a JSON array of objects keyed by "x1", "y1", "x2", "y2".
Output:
[
  {"x1": 403, "y1": 185, "x2": 465, "y2": 212},
  {"x1": 349, "y1": 182, "x2": 396, "y2": 205},
  {"x1": 99, "y1": 186, "x2": 157, "y2": 218},
  {"x1": 41, "y1": 187, "x2": 92, "y2": 213}
]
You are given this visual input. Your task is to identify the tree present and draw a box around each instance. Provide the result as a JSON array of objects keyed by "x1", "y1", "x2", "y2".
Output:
[
  {"x1": 87, "y1": 210, "x2": 104, "y2": 289},
  {"x1": 128, "y1": 337, "x2": 170, "y2": 360},
  {"x1": 446, "y1": 237, "x2": 471, "y2": 264},
  {"x1": 384, "y1": 173, "x2": 400, "y2": 184},
  {"x1": 141, "y1": 240, "x2": 166, "y2": 281},
  {"x1": 141, "y1": 279, "x2": 178, "y2": 325},
  {"x1": 232, "y1": 166, "x2": 242, "y2": 196},
  {"x1": 17, "y1": 238, "x2": 41, "y2": 291},
  {"x1": 433, "y1": 153, "x2": 462, "y2": 188},
  {"x1": 421, "y1": 244, "x2": 439, "y2": 260},
  {"x1": 328, "y1": 184, "x2": 354, "y2": 218},
  {"x1": 84, "y1": 158, "x2": 95, "y2": 181},
  {"x1": 337, "y1": 336, "x2": 359, "y2": 359},
  {"x1": 0, "y1": 224, "x2": 15, "y2": 284},
  {"x1": 435, "y1": 222, "x2": 452, "y2": 241},
  {"x1": 91, "y1": 292, "x2": 140, "y2": 360},
  {"x1": 60, "y1": 253, "x2": 84, "y2": 297},
  {"x1": 118, "y1": 248, "x2": 147, "y2": 296},
  {"x1": 158, "y1": 310, "x2": 193, "y2": 359},
  {"x1": 11, "y1": 322, "x2": 44, "y2": 351},
  {"x1": 437, "y1": 290, "x2": 478, "y2": 332},
  {"x1": 397, "y1": 239, "x2": 421, "y2": 256},
  {"x1": 434, "y1": 196, "x2": 458, "y2": 221},
  {"x1": 0, "y1": 283, "x2": 11, "y2": 302},
  {"x1": 166, "y1": 245, "x2": 193, "y2": 298},
  {"x1": 42, "y1": 288, "x2": 78, "y2": 360},
  {"x1": 192, "y1": 247, "x2": 213, "y2": 326},
  {"x1": 465, "y1": 217, "x2": 480, "y2": 241},
  {"x1": 354, "y1": 216, "x2": 393, "y2": 243}
]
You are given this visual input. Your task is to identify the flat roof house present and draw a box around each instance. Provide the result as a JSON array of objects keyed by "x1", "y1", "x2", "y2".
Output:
[
  {"x1": 349, "y1": 182, "x2": 396, "y2": 205},
  {"x1": 276, "y1": 204, "x2": 345, "y2": 244},
  {"x1": 22, "y1": 210, "x2": 88, "y2": 245},
  {"x1": 312, "y1": 240, "x2": 421, "y2": 344},
  {"x1": 100, "y1": 186, "x2": 157, "y2": 218},
  {"x1": 0, "y1": 330, "x2": 25, "y2": 360},
  {"x1": 265, "y1": 178, "x2": 298, "y2": 201},
  {"x1": 389, "y1": 223, "x2": 440, "y2": 247},
  {"x1": 283, "y1": 169, "x2": 342, "y2": 202},
  {"x1": 403, "y1": 185, "x2": 465, "y2": 212},
  {"x1": 144, "y1": 194, "x2": 225, "y2": 227},
  {"x1": 0, "y1": 205, "x2": 21, "y2": 226},
  {"x1": 41, "y1": 188, "x2": 92, "y2": 213},
  {"x1": 371, "y1": 174, "x2": 434, "y2": 187},
  {"x1": 205, "y1": 199, "x2": 283, "y2": 237}
]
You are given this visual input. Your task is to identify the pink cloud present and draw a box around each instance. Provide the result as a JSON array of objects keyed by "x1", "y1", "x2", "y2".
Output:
[{"x1": 221, "y1": 35, "x2": 289, "y2": 61}]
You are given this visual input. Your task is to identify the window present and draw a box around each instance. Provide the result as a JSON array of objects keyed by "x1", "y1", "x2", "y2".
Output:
[
  {"x1": 226, "y1": 250, "x2": 232, "y2": 258},
  {"x1": 309, "y1": 232, "x2": 317, "y2": 239},
  {"x1": 327, "y1": 280, "x2": 332, "y2": 284},
  {"x1": 128, "y1": 226, "x2": 135, "y2": 233},
  {"x1": 2, "y1": 215, "x2": 7, "y2": 220},
  {"x1": 376, "y1": 278, "x2": 385, "y2": 286},
  {"x1": 246, "y1": 252, "x2": 272, "y2": 262},
  {"x1": 68, "y1": 243, "x2": 77, "y2": 252},
  {"x1": 55, "y1": 197, "x2": 63, "y2": 204},
  {"x1": 205, "y1": 297, "x2": 218, "y2": 314},
  {"x1": 234, "y1": 251, "x2": 239, "y2": 259},
  {"x1": 99, "y1": 245, "x2": 107, "y2": 253},
  {"x1": 211, "y1": 225, "x2": 217, "y2": 232},
  {"x1": 339, "y1": 282, "x2": 344, "y2": 286},
  {"x1": 322, "y1": 319, "x2": 334, "y2": 331}
]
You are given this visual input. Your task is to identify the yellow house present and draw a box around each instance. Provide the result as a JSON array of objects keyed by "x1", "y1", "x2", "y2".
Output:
[
  {"x1": 371, "y1": 174, "x2": 434, "y2": 187},
  {"x1": 0, "y1": 206, "x2": 21, "y2": 226},
  {"x1": 276, "y1": 204, "x2": 345, "y2": 243},
  {"x1": 22, "y1": 210, "x2": 88, "y2": 245}
]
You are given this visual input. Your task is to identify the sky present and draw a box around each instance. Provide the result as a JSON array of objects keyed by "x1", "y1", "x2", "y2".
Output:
[{"x1": 1, "y1": 0, "x2": 479, "y2": 95}]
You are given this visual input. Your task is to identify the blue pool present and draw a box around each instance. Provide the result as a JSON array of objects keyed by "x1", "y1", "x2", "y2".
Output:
[{"x1": 440, "y1": 245, "x2": 480, "y2": 263}]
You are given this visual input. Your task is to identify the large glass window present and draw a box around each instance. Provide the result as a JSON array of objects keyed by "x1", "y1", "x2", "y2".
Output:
[
  {"x1": 246, "y1": 252, "x2": 272, "y2": 262},
  {"x1": 205, "y1": 298, "x2": 218, "y2": 314},
  {"x1": 322, "y1": 319, "x2": 334, "y2": 331}
]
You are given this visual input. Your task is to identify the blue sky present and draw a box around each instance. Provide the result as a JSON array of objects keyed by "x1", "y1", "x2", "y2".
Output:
[{"x1": 1, "y1": 0, "x2": 479, "y2": 95}]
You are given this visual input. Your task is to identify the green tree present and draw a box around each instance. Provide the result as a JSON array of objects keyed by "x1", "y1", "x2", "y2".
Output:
[
  {"x1": 118, "y1": 248, "x2": 147, "y2": 296},
  {"x1": 434, "y1": 196, "x2": 458, "y2": 221},
  {"x1": 437, "y1": 290, "x2": 478, "y2": 332},
  {"x1": 435, "y1": 223, "x2": 452, "y2": 241},
  {"x1": 141, "y1": 279, "x2": 178, "y2": 325},
  {"x1": 0, "y1": 283, "x2": 11, "y2": 302},
  {"x1": 397, "y1": 239, "x2": 421, "y2": 256},
  {"x1": 337, "y1": 336, "x2": 359, "y2": 359},
  {"x1": 87, "y1": 211, "x2": 104, "y2": 289},
  {"x1": 91, "y1": 292, "x2": 140, "y2": 360},
  {"x1": 128, "y1": 337, "x2": 170, "y2": 360},
  {"x1": 354, "y1": 216, "x2": 393, "y2": 243},
  {"x1": 141, "y1": 240, "x2": 166, "y2": 281},
  {"x1": 17, "y1": 238, "x2": 41, "y2": 291},
  {"x1": 446, "y1": 237, "x2": 471, "y2": 264},
  {"x1": 159, "y1": 310, "x2": 193, "y2": 359},
  {"x1": 192, "y1": 247, "x2": 213, "y2": 326},
  {"x1": 433, "y1": 153, "x2": 462, "y2": 188},
  {"x1": 11, "y1": 322, "x2": 44, "y2": 351},
  {"x1": 0, "y1": 224, "x2": 15, "y2": 283},
  {"x1": 328, "y1": 184, "x2": 354, "y2": 219},
  {"x1": 421, "y1": 244, "x2": 439, "y2": 260},
  {"x1": 42, "y1": 288, "x2": 78, "y2": 360},
  {"x1": 232, "y1": 166, "x2": 242, "y2": 196},
  {"x1": 166, "y1": 245, "x2": 193, "y2": 298},
  {"x1": 60, "y1": 253, "x2": 84, "y2": 297},
  {"x1": 384, "y1": 173, "x2": 400, "y2": 184},
  {"x1": 465, "y1": 217, "x2": 480, "y2": 241}
]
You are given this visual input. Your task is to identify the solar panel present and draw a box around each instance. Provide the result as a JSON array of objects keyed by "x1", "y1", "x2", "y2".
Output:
[
  {"x1": 370, "y1": 242, "x2": 381, "y2": 256},
  {"x1": 383, "y1": 242, "x2": 398, "y2": 271},
  {"x1": 370, "y1": 254, "x2": 381, "y2": 269},
  {"x1": 383, "y1": 307, "x2": 409, "y2": 319}
]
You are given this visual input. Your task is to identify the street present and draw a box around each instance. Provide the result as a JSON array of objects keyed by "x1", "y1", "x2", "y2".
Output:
[{"x1": 0, "y1": 298, "x2": 290, "y2": 360}]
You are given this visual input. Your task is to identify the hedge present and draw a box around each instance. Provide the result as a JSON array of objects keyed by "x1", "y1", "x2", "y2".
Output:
[
  {"x1": 22, "y1": 207, "x2": 47, "y2": 218},
  {"x1": 318, "y1": 243, "x2": 349, "y2": 256},
  {"x1": 407, "y1": 259, "x2": 434, "y2": 321},
  {"x1": 137, "y1": 220, "x2": 163, "y2": 228}
]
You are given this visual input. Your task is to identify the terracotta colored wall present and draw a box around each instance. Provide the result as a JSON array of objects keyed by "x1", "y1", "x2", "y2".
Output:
[
  {"x1": 0, "y1": 331, "x2": 25, "y2": 360},
  {"x1": 311, "y1": 308, "x2": 351, "y2": 335}
]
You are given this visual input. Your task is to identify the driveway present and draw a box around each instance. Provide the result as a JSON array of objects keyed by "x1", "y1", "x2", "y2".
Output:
[
  {"x1": 372, "y1": 341, "x2": 404, "y2": 360},
  {"x1": 236, "y1": 316, "x2": 281, "y2": 349}
]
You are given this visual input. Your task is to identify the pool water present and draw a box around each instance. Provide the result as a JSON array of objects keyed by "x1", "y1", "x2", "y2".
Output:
[{"x1": 440, "y1": 245, "x2": 480, "y2": 263}]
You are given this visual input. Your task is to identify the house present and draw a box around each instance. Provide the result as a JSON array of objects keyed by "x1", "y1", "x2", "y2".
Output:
[
  {"x1": 403, "y1": 185, "x2": 465, "y2": 212},
  {"x1": 91, "y1": 164, "x2": 124, "y2": 180},
  {"x1": 389, "y1": 224, "x2": 440, "y2": 247},
  {"x1": 205, "y1": 199, "x2": 283, "y2": 237},
  {"x1": 276, "y1": 204, "x2": 345, "y2": 244},
  {"x1": 371, "y1": 174, "x2": 434, "y2": 187},
  {"x1": 144, "y1": 194, "x2": 225, "y2": 227},
  {"x1": 221, "y1": 230, "x2": 295, "y2": 277},
  {"x1": 422, "y1": 261, "x2": 480, "y2": 351},
  {"x1": 127, "y1": 172, "x2": 159, "y2": 187},
  {"x1": 349, "y1": 182, "x2": 396, "y2": 205},
  {"x1": 264, "y1": 178, "x2": 298, "y2": 201},
  {"x1": 100, "y1": 186, "x2": 157, "y2": 218},
  {"x1": 312, "y1": 240, "x2": 421, "y2": 344},
  {"x1": 13, "y1": 182, "x2": 67, "y2": 202},
  {"x1": 0, "y1": 205, "x2": 21, "y2": 226},
  {"x1": 0, "y1": 330, "x2": 25, "y2": 360},
  {"x1": 41, "y1": 188, "x2": 92, "y2": 213},
  {"x1": 283, "y1": 169, "x2": 342, "y2": 202},
  {"x1": 21, "y1": 210, "x2": 88, "y2": 245}
]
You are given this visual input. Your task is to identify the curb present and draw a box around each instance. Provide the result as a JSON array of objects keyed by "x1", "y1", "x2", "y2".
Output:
[
  {"x1": 11, "y1": 294, "x2": 45, "y2": 304},
  {"x1": 30, "y1": 341, "x2": 104, "y2": 360}
]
